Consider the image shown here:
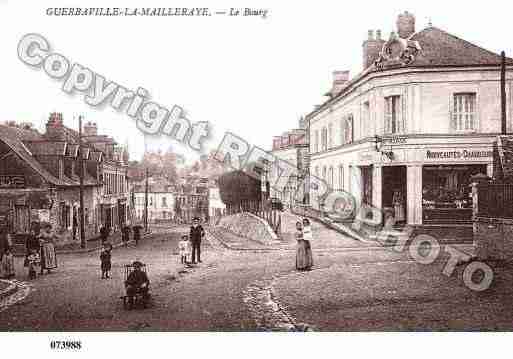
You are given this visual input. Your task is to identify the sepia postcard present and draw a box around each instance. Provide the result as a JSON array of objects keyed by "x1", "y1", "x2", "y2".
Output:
[{"x1": 1, "y1": 0, "x2": 512, "y2": 357}]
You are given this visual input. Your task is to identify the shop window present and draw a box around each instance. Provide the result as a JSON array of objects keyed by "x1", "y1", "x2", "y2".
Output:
[
  {"x1": 314, "y1": 130, "x2": 319, "y2": 152},
  {"x1": 338, "y1": 165, "x2": 344, "y2": 190},
  {"x1": 384, "y1": 95, "x2": 404, "y2": 134},
  {"x1": 422, "y1": 165, "x2": 486, "y2": 223},
  {"x1": 14, "y1": 205, "x2": 30, "y2": 233},
  {"x1": 322, "y1": 166, "x2": 327, "y2": 182},
  {"x1": 452, "y1": 93, "x2": 476, "y2": 131},
  {"x1": 328, "y1": 166, "x2": 334, "y2": 188},
  {"x1": 162, "y1": 197, "x2": 167, "y2": 207}
]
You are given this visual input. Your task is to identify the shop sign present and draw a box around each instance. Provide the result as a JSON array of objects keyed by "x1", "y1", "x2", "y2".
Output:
[
  {"x1": 425, "y1": 149, "x2": 493, "y2": 160},
  {"x1": 382, "y1": 136, "x2": 407, "y2": 145},
  {"x1": 0, "y1": 175, "x2": 25, "y2": 188}
]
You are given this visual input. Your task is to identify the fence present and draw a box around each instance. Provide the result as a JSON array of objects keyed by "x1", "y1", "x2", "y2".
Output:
[{"x1": 476, "y1": 183, "x2": 513, "y2": 219}]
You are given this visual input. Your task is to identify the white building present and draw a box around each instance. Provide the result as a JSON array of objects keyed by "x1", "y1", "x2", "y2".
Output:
[
  {"x1": 132, "y1": 177, "x2": 175, "y2": 222},
  {"x1": 307, "y1": 11, "x2": 513, "y2": 226}
]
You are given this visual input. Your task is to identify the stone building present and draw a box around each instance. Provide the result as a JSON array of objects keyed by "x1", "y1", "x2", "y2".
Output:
[
  {"x1": 307, "y1": 11, "x2": 513, "y2": 226},
  {"x1": 0, "y1": 113, "x2": 129, "y2": 243}
]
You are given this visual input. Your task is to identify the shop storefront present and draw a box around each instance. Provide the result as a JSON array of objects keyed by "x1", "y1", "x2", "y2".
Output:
[
  {"x1": 422, "y1": 164, "x2": 486, "y2": 223},
  {"x1": 350, "y1": 136, "x2": 494, "y2": 226}
]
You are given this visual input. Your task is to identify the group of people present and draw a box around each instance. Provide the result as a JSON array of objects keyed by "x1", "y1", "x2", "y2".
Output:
[
  {"x1": 295, "y1": 218, "x2": 314, "y2": 271},
  {"x1": 178, "y1": 217, "x2": 205, "y2": 265},
  {"x1": 25, "y1": 222, "x2": 58, "y2": 279}
]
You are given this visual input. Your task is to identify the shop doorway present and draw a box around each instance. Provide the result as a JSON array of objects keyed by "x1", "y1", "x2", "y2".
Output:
[{"x1": 382, "y1": 166, "x2": 407, "y2": 224}]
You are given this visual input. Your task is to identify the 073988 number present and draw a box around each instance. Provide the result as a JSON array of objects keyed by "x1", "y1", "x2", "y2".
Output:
[{"x1": 50, "y1": 341, "x2": 82, "y2": 350}]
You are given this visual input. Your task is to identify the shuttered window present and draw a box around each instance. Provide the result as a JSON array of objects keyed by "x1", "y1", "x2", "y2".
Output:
[{"x1": 452, "y1": 93, "x2": 476, "y2": 131}]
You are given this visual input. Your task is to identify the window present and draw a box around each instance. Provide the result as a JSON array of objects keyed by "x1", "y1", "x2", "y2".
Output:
[
  {"x1": 362, "y1": 101, "x2": 370, "y2": 137},
  {"x1": 162, "y1": 197, "x2": 167, "y2": 207},
  {"x1": 322, "y1": 166, "x2": 327, "y2": 182},
  {"x1": 149, "y1": 197, "x2": 153, "y2": 206},
  {"x1": 328, "y1": 166, "x2": 334, "y2": 188},
  {"x1": 452, "y1": 93, "x2": 476, "y2": 131},
  {"x1": 321, "y1": 127, "x2": 328, "y2": 151},
  {"x1": 385, "y1": 95, "x2": 404, "y2": 134},
  {"x1": 338, "y1": 165, "x2": 344, "y2": 190},
  {"x1": 315, "y1": 166, "x2": 319, "y2": 177},
  {"x1": 341, "y1": 115, "x2": 354, "y2": 144},
  {"x1": 314, "y1": 130, "x2": 319, "y2": 152},
  {"x1": 328, "y1": 123, "x2": 333, "y2": 148}
]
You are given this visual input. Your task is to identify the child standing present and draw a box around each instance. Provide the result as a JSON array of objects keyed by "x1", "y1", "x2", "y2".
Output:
[
  {"x1": 1, "y1": 247, "x2": 15, "y2": 279},
  {"x1": 100, "y1": 243, "x2": 113, "y2": 279},
  {"x1": 27, "y1": 250, "x2": 39, "y2": 280},
  {"x1": 178, "y1": 235, "x2": 190, "y2": 264}
]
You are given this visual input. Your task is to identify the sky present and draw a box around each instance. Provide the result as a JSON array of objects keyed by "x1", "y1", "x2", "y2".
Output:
[{"x1": 1, "y1": 0, "x2": 512, "y2": 163}]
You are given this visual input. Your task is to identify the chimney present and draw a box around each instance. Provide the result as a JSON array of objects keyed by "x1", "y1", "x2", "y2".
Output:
[
  {"x1": 362, "y1": 29, "x2": 385, "y2": 69},
  {"x1": 331, "y1": 70, "x2": 350, "y2": 96},
  {"x1": 397, "y1": 11, "x2": 415, "y2": 39},
  {"x1": 83, "y1": 121, "x2": 98, "y2": 136},
  {"x1": 45, "y1": 112, "x2": 65, "y2": 141}
]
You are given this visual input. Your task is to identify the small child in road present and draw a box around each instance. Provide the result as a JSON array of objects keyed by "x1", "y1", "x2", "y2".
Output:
[
  {"x1": 178, "y1": 235, "x2": 190, "y2": 264},
  {"x1": 27, "y1": 251, "x2": 39, "y2": 280},
  {"x1": 100, "y1": 243, "x2": 113, "y2": 279}
]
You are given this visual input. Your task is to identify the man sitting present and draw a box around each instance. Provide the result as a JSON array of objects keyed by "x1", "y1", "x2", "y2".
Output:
[{"x1": 125, "y1": 261, "x2": 150, "y2": 307}]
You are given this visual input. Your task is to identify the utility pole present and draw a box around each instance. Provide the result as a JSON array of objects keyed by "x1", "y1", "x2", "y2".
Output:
[
  {"x1": 501, "y1": 51, "x2": 507, "y2": 135},
  {"x1": 78, "y1": 115, "x2": 86, "y2": 249},
  {"x1": 144, "y1": 167, "x2": 149, "y2": 233}
]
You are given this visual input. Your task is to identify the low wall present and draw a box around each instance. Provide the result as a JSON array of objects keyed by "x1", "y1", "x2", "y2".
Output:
[{"x1": 218, "y1": 212, "x2": 278, "y2": 244}]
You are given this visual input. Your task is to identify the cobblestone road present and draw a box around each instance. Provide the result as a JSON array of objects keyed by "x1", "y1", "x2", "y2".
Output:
[{"x1": 1, "y1": 218, "x2": 511, "y2": 331}]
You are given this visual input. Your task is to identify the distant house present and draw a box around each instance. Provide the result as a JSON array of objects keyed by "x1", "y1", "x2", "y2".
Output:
[{"x1": 132, "y1": 176, "x2": 176, "y2": 222}]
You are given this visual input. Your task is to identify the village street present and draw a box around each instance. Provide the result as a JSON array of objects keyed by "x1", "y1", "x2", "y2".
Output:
[{"x1": 2, "y1": 215, "x2": 513, "y2": 331}]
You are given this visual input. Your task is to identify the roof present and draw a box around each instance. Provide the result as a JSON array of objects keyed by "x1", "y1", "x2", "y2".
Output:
[
  {"x1": 24, "y1": 141, "x2": 67, "y2": 156},
  {"x1": 309, "y1": 26, "x2": 513, "y2": 120},
  {"x1": 65, "y1": 144, "x2": 79, "y2": 157},
  {"x1": 408, "y1": 27, "x2": 513, "y2": 67},
  {"x1": 0, "y1": 125, "x2": 71, "y2": 186},
  {"x1": 0, "y1": 125, "x2": 100, "y2": 187}
]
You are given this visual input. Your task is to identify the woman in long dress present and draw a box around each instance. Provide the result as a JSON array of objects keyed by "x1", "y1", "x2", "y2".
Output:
[
  {"x1": 39, "y1": 223, "x2": 58, "y2": 275},
  {"x1": 296, "y1": 221, "x2": 313, "y2": 271}
]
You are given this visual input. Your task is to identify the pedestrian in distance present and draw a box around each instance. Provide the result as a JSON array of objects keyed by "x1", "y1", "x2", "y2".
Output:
[
  {"x1": 122, "y1": 225, "x2": 131, "y2": 247},
  {"x1": 178, "y1": 234, "x2": 190, "y2": 264},
  {"x1": 100, "y1": 225, "x2": 110, "y2": 245},
  {"x1": 190, "y1": 217, "x2": 205, "y2": 264},
  {"x1": 39, "y1": 223, "x2": 58, "y2": 275},
  {"x1": 132, "y1": 224, "x2": 143, "y2": 246},
  {"x1": 295, "y1": 220, "x2": 313, "y2": 271},
  {"x1": 25, "y1": 223, "x2": 41, "y2": 279},
  {"x1": 100, "y1": 243, "x2": 113, "y2": 279},
  {"x1": 1, "y1": 246, "x2": 15, "y2": 279}
]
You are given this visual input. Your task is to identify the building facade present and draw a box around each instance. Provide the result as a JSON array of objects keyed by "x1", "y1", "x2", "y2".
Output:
[
  {"x1": 307, "y1": 12, "x2": 513, "y2": 226},
  {"x1": 132, "y1": 177, "x2": 176, "y2": 222},
  {"x1": 0, "y1": 114, "x2": 129, "y2": 243},
  {"x1": 269, "y1": 125, "x2": 309, "y2": 207}
]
